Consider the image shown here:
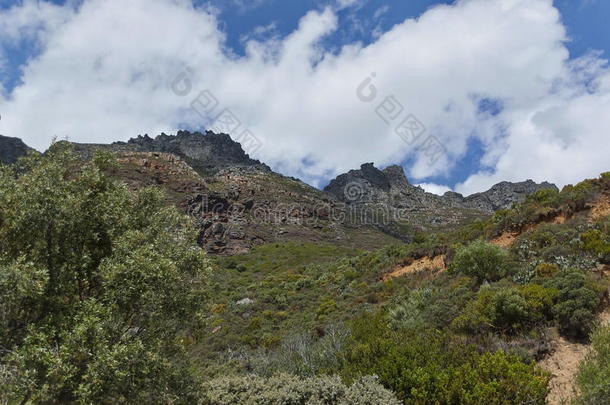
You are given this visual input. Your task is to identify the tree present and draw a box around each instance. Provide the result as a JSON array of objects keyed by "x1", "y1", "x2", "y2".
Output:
[{"x1": 0, "y1": 145, "x2": 209, "y2": 404}]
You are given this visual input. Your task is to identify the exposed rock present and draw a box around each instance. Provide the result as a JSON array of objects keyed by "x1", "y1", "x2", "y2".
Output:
[
  {"x1": 459, "y1": 180, "x2": 559, "y2": 211},
  {"x1": 73, "y1": 130, "x2": 270, "y2": 176},
  {"x1": 324, "y1": 163, "x2": 558, "y2": 230},
  {"x1": 0, "y1": 134, "x2": 35, "y2": 164}
]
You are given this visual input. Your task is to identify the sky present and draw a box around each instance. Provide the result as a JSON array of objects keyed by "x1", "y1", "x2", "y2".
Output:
[{"x1": 0, "y1": 0, "x2": 609, "y2": 195}]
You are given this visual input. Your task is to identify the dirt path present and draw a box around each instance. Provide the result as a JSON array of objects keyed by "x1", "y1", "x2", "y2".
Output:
[
  {"x1": 383, "y1": 255, "x2": 446, "y2": 281},
  {"x1": 540, "y1": 308, "x2": 610, "y2": 405}
]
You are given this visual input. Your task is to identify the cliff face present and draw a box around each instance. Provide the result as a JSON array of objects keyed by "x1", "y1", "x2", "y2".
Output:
[
  {"x1": 457, "y1": 180, "x2": 559, "y2": 211},
  {"x1": 0, "y1": 134, "x2": 34, "y2": 164}
]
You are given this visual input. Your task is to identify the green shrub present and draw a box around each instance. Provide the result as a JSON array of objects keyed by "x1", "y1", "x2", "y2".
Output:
[
  {"x1": 450, "y1": 240, "x2": 512, "y2": 282},
  {"x1": 452, "y1": 283, "x2": 556, "y2": 334},
  {"x1": 546, "y1": 269, "x2": 601, "y2": 339},
  {"x1": 574, "y1": 326, "x2": 610, "y2": 404},
  {"x1": 580, "y1": 229, "x2": 610, "y2": 263},
  {"x1": 340, "y1": 312, "x2": 549, "y2": 404},
  {"x1": 199, "y1": 373, "x2": 401, "y2": 405},
  {"x1": 536, "y1": 262, "x2": 560, "y2": 278}
]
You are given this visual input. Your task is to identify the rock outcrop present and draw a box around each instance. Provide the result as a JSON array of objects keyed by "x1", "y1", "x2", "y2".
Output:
[
  {"x1": 457, "y1": 180, "x2": 559, "y2": 211},
  {"x1": 73, "y1": 130, "x2": 269, "y2": 176},
  {"x1": 324, "y1": 163, "x2": 558, "y2": 230},
  {"x1": 0, "y1": 134, "x2": 34, "y2": 164}
]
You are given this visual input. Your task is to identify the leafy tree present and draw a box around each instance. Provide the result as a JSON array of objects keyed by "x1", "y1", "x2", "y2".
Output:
[
  {"x1": 0, "y1": 145, "x2": 209, "y2": 404},
  {"x1": 450, "y1": 240, "x2": 512, "y2": 282}
]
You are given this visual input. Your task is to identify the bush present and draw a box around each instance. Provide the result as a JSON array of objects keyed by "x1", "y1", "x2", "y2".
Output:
[
  {"x1": 199, "y1": 373, "x2": 401, "y2": 405},
  {"x1": 450, "y1": 240, "x2": 512, "y2": 282},
  {"x1": 451, "y1": 284, "x2": 556, "y2": 334},
  {"x1": 574, "y1": 326, "x2": 610, "y2": 404},
  {"x1": 546, "y1": 269, "x2": 601, "y2": 339},
  {"x1": 339, "y1": 312, "x2": 549, "y2": 404},
  {"x1": 580, "y1": 229, "x2": 610, "y2": 263}
]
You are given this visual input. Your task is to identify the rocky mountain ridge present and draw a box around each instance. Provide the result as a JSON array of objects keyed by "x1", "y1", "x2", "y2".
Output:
[
  {"x1": 71, "y1": 130, "x2": 270, "y2": 176},
  {"x1": 324, "y1": 162, "x2": 558, "y2": 213},
  {"x1": 1, "y1": 131, "x2": 558, "y2": 253}
]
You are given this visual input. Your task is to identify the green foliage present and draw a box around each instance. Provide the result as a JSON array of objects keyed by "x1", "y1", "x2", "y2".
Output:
[
  {"x1": 388, "y1": 277, "x2": 475, "y2": 332},
  {"x1": 199, "y1": 373, "x2": 401, "y2": 405},
  {"x1": 339, "y1": 312, "x2": 549, "y2": 404},
  {"x1": 526, "y1": 188, "x2": 560, "y2": 207},
  {"x1": 574, "y1": 326, "x2": 610, "y2": 404},
  {"x1": 0, "y1": 145, "x2": 209, "y2": 404},
  {"x1": 451, "y1": 284, "x2": 556, "y2": 334},
  {"x1": 450, "y1": 240, "x2": 512, "y2": 282},
  {"x1": 545, "y1": 269, "x2": 601, "y2": 339},
  {"x1": 580, "y1": 228, "x2": 610, "y2": 263},
  {"x1": 535, "y1": 262, "x2": 560, "y2": 278}
]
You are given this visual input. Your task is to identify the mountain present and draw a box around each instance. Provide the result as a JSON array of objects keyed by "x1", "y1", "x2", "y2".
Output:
[
  {"x1": 0, "y1": 134, "x2": 35, "y2": 164},
  {"x1": 2, "y1": 131, "x2": 557, "y2": 253},
  {"x1": 324, "y1": 162, "x2": 557, "y2": 230},
  {"x1": 72, "y1": 130, "x2": 270, "y2": 176}
]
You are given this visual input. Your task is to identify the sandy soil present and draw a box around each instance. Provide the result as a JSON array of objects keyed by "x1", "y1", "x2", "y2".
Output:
[
  {"x1": 590, "y1": 195, "x2": 610, "y2": 221},
  {"x1": 540, "y1": 309, "x2": 610, "y2": 405},
  {"x1": 383, "y1": 255, "x2": 446, "y2": 281}
]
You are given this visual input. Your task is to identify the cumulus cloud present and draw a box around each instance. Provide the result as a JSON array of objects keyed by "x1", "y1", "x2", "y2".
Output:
[
  {"x1": 0, "y1": 0, "x2": 608, "y2": 193},
  {"x1": 416, "y1": 183, "x2": 452, "y2": 196}
]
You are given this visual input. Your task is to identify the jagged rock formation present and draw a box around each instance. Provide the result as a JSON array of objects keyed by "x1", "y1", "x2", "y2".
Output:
[
  {"x1": 324, "y1": 163, "x2": 558, "y2": 230},
  {"x1": 0, "y1": 134, "x2": 34, "y2": 164},
  {"x1": 325, "y1": 163, "x2": 557, "y2": 213},
  {"x1": 455, "y1": 180, "x2": 559, "y2": 211},
  {"x1": 73, "y1": 130, "x2": 269, "y2": 176},
  {"x1": 0, "y1": 131, "x2": 560, "y2": 253}
]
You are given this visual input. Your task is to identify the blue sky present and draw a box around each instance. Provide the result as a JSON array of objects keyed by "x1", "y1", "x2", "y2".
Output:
[
  {"x1": 1, "y1": 0, "x2": 609, "y2": 195},
  {"x1": 203, "y1": 0, "x2": 610, "y2": 189}
]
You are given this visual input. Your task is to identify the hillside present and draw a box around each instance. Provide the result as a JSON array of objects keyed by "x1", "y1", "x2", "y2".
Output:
[
  {"x1": 1, "y1": 132, "x2": 609, "y2": 405},
  {"x1": 57, "y1": 130, "x2": 554, "y2": 253}
]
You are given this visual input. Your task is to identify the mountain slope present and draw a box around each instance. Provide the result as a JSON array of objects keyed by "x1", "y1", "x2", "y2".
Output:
[
  {"x1": 5, "y1": 131, "x2": 558, "y2": 253},
  {"x1": 0, "y1": 134, "x2": 35, "y2": 164}
]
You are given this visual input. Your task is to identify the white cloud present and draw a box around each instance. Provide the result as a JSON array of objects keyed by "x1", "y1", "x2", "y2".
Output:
[
  {"x1": 416, "y1": 183, "x2": 452, "y2": 196},
  {"x1": 0, "y1": 0, "x2": 608, "y2": 193}
]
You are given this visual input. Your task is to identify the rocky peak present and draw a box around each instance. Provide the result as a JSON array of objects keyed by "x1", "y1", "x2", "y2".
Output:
[
  {"x1": 0, "y1": 134, "x2": 34, "y2": 164},
  {"x1": 383, "y1": 165, "x2": 411, "y2": 189},
  {"x1": 460, "y1": 180, "x2": 559, "y2": 211},
  {"x1": 325, "y1": 162, "x2": 558, "y2": 215},
  {"x1": 118, "y1": 130, "x2": 269, "y2": 175},
  {"x1": 324, "y1": 163, "x2": 400, "y2": 202}
]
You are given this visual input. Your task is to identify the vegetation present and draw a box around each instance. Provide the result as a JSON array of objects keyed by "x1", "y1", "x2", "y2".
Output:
[
  {"x1": 200, "y1": 373, "x2": 401, "y2": 405},
  {"x1": 450, "y1": 240, "x2": 513, "y2": 282},
  {"x1": 0, "y1": 146, "x2": 209, "y2": 403},
  {"x1": 574, "y1": 326, "x2": 610, "y2": 404},
  {"x1": 339, "y1": 312, "x2": 550, "y2": 404},
  {"x1": 1, "y1": 148, "x2": 609, "y2": 404}
]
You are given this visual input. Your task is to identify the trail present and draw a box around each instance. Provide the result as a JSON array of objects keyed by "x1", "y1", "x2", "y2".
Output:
[{"x1": 540, "y1": 308, "x2": 610, "y2": 405}]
